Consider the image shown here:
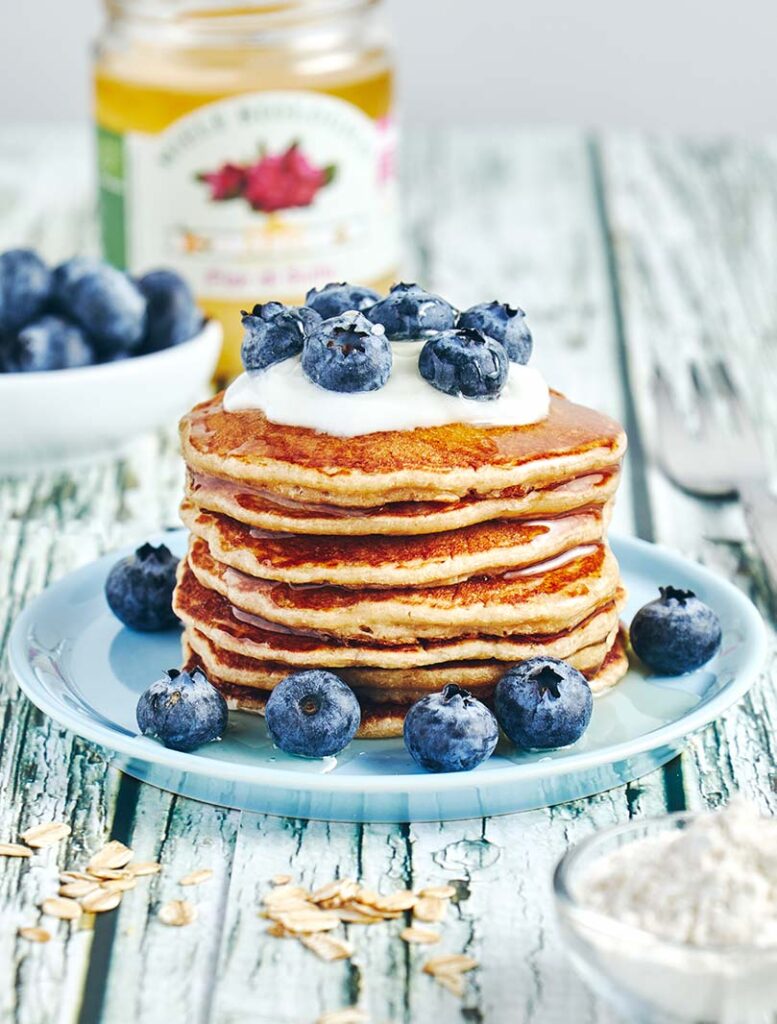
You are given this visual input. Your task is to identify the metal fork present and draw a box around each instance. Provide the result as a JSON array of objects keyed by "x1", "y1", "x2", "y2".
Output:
[{"x1": 652, "y1": 361, "x2": 777, "y2": 585}]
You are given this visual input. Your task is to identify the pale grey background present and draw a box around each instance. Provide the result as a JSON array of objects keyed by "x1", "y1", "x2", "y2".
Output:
[{"x1": 0, "y1": 0, "x2": 773, "y2": 133}]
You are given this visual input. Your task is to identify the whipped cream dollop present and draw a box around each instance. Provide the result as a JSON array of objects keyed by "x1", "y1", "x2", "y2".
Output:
[{"x1": 224, "y1": 340, "x2": 550, "y2": 436}]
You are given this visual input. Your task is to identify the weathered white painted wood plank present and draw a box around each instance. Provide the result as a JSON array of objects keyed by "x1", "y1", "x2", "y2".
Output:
[
  {"x1": 600, "y1": 134, "x2": 777, "y2": 815},
  {"x1": 0, "y1": 437, "x2": 185, "y2": 1024},
  {"x1": 97, "y1": 789, "x2": 240, "y2": 1024}
]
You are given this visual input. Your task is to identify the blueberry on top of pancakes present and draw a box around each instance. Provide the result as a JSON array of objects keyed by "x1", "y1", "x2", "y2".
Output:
[
  {"x1": 419, "y1": 327, "x2": 508, "y2": 400},
  {"x1": 458, "y1": 300, "x2": 533, "y2": 365},
  {"x1": 366, "y1": 282, "x2": 457, "y2": 340},
  {"x1": 241, "y1": 301, "x2": 321, "y2": 372},
  {"x1": 302, "y1": 310, "x2": 392, "y2": 393},
  {"x1": 305, "y1": 282, "x2": 380, "y2": 319}
]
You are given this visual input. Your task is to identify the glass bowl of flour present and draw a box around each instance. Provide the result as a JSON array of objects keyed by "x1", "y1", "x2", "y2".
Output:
[{"x1": 553, "y1": 801, "x2": 777, "y2": 1024}]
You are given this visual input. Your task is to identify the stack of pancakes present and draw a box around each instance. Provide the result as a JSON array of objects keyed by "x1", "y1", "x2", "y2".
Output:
[{"x1": 175, "y1": 392, "x2": 628, "y2": 738}]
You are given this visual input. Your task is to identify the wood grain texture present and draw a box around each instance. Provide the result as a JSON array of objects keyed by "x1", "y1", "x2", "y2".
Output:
[
  {"x1": 599, "y1": 134, "x2": 777, "y2": 817},
  {"x1": 0, "y1": 125, "x2": 774, "y2": 1024}
]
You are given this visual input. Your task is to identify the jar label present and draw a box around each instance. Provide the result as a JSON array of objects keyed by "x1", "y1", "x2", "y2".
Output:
[{"x1": 98, "y1": 90, "x2": 400, "y2": 299}]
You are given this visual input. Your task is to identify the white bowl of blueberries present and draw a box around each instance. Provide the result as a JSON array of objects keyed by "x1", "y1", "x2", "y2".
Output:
[{"x1": 0, "y1": 249, "x2": 222, "y2": 473}]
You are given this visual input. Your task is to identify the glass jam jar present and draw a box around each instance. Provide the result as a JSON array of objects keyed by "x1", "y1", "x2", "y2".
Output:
[{"x1": 94, "y1": 0, "x2": 400, "y2": 380}]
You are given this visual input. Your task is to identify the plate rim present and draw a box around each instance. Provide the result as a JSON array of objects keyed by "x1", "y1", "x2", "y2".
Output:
[{"x1": 8, "y1": 533, "x2": 768, "y2": 796}]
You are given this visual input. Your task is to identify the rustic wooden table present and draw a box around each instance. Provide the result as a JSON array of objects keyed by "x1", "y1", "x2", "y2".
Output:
[{"x1": 0, "y1": 125, "x2": 775, "y2": 1024}]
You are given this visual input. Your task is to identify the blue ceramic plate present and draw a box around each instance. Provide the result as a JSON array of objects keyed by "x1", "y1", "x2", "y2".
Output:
[{"x1": 9, "y1": 533, "x2": 767, "y2": 822}]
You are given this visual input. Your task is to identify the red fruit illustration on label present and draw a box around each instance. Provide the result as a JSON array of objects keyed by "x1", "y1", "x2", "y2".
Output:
[
  {"x1": 197, "y1": 144, "x2": 336, "y2": 213},
  {"x1": 196, "y1": 162, "x2": 247, "y2": 201}
]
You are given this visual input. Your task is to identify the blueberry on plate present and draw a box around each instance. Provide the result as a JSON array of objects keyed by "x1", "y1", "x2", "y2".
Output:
[
  {"x1": 458, "y1": 301, "x2": 533, "y2": 365},
  {"x1": 241, "y1": 301, "x2": 321, "y2": 371},
  {"x1": 137, "y1": 269, "x2": 203, "y2": 352},
  {"x1": 0, "y1": 249, "x2": 52, "y2": 333},
  {"x1": 419, "y1": 327, "x2": 508, "y2": 400},
  {"x1": 301, "y1": 310, "x2": 392, "y2": 392},
  {"x1": 305, "y1": 282, "x2": 380, "y2": 319},
  {"x1": 366, "y1": 282, "x2": 456, "y2": 339},
  {"x1": 403, "y1": 684, "x2": 498, "y2": 773},
  {"x1": 105, "y1": 542, "x2": 180, "y2": 631},
  {"x1": 265, "y1": 669, "x2": 361, "y2": 758},
  {"x1": 54, "y1": 257, "x2": 147, "y2": 357},
  {"x1": 136, "y1": 667, "x2": 228, "y2": 752},
  {"x1": 495, "y1": 657, "x2": 593, "y2": 750},
  {"x1": 630, "y1": 586, "x2": 722, "y2": 675},
  {"x1": 2, "y1": 315, "x2": 94, "y2": 372}
]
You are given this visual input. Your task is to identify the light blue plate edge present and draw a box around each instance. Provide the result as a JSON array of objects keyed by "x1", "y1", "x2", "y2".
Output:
[{"x1": 7, "y1": 534, "x2": 769, "y2": 821}]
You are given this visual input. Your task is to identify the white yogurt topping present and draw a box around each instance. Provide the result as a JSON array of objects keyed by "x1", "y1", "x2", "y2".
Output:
[{"x1": 224, "y1": 340, "x2": 550, "y2": 436}]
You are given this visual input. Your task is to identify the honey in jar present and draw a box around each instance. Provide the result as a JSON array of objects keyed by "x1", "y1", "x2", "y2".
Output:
[{"x1": 94, "y1": 1, "x2": 400, "y2": 379}]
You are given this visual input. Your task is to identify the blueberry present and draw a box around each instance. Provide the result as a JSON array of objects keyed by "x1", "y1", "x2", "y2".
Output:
[
  {"x1": 136, "y1": 667, "x2": 228, "y2": 752},
  {"x1": 54, "y1": 257, "x2": 146, "y2": 357},
  {"x1": 137, "y1": 269, "x2": 202, "y2": 352},
  {"x1": 0, "y1": 249, "x2": 52, "y2": 333},
  {"x1": 458, "y1": 301, "x2": 533, "y2": 365},
  {"x1": 366, "y1": 282, "x2": 456, "y2": 340},
  {"x1": 241, "y1": 301, "x2": 321, "y2": 371},
  {"x1": 419, "y1": 327, "x2": 508, "y2": 400},
  {"x1": 105, "y1": 542, "x2": 180, "y2": 631},
  {"x1": 495, "y1": 658, "x2": 593, "y2": 749},
  {"x1": 305, "y1": 282, "x2": 380, "y2": 319},
  {"x1": 2, "y1": 315, "x2": 93, "y2": 372},
  {"x1": 301, "y1": 310, "x2": 392, "y2": 393},
  {"x1": 265, "y1": 669, "x2": 361, "y2": 757},
  {"x1": 403, "y1": 684, "x2": 498, "y2": 773},
  {"x1": 630, "y1": 586, "x2": 722, "y2": 675}
]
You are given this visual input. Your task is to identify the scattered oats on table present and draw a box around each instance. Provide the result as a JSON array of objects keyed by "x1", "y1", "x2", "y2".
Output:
[
  {"x1": 128, "y1": 861, "x2": 162, "y2": 877},
  {"x1": 273, "y1": 908, "x2": 340, "y2": 935},
  {"x1": 0, "y1": 842, "x2": 32, "y2": 858},
  {"x1": 179, "y1": 868, "x2": 213, "y2": 887},
  {"x1": 300, "y1": 932, "x2": 354, "y2": 961},
  {"x1": 100, "y1": 876, "x2": 137, "y2": 894},
  {"x1": 18, "y1": 926, "x2": 51, "y2": 943},
  {"x1": 59, "y1": 879, "x2": 99, "y2": 899},
  {"x1": 20, "y1": 822, "x2": 71, "y2": 848},
  {"x1": 81, "y1": 888, "x2": 123, "y2": 914},
  {"x1": 418, "y1": 885, "x2": 456, "y2": 900},
  {"x1": 88, "y1": 840, "x2": 134, "y2": 872},
  {"x1": 316, "y1": 1009, "x2": 369, "y2": 1024},
  {"x1": 423, "y1": 952, "x2": 479, "y2": 996},
  {"x1": 88, "y1": 867, "x2": 134, "y2": 881},
  {"x1": 400, "y1": 925, "x2": 440, "y2": 945},
  {"x1": 413, "y1": 896, "x2": 447, "y2": 923},
  {"x1": 158, "y1": 899, "x2": 198, "y2": 926},
  {"x1": 41, "y1": 896, "x2": 83, "y2": 921}
]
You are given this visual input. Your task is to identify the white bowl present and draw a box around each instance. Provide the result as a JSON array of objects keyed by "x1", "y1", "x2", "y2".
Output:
[
  {"x1": 0, "y1": 319, "x2": 222, "y2": 473},
  {"x1": 554, "y1": 813, "x2": 777, "y2": 1024}
]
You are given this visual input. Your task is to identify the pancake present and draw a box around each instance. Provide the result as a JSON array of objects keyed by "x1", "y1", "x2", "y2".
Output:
[
  {"x1": 181, "y1": 392, "x2": 627, "y2": 506},
  {"x1": 185, "y1": 467, "x2": 621, "y2": 537},
  {"x1": 182, "y1": 622, "x2": 624, "y2": 700},
  {"x1": 185, "y1": 536, "x2": 623, "y2": 641},
  {"x1": 181, "y1": 628, "x2": 630, "y2": 739},
  {"x1": 180, "y1": 499, "x2": 611, "y2": 588},
  {"x1": 175, "y1": 557, "x2": 624, "y2": 667}
]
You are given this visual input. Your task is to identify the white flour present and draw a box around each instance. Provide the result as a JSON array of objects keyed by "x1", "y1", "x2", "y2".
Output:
[{"x1": 580, "y1": 799, "x2": 777, "y2": 947}]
